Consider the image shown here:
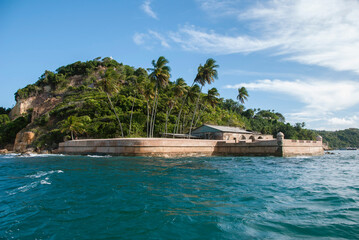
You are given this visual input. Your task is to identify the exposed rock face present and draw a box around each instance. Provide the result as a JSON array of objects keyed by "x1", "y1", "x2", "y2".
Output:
[
  {"x1": 14, "y1": 131, "x2": 36, "y2": 153},
  {"x1": 9, "y1": 94, "x2": 62, "y2": 121},
  {"x1": 10, "y1": 97, "x2": 37, "y2": 120}
]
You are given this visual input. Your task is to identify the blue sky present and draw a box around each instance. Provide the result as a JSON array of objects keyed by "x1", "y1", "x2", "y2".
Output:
[{"x1": 1, "y1": 0, "x2": 359, "y2": 130}]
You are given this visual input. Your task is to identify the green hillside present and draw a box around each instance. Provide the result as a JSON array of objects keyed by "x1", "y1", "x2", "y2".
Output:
[
  {"x1": 316, "y1": 128, "x2": 359, "y2": 149},
  {"x1": 0, "y1": 57, "x2": 317, "y2": 151}
]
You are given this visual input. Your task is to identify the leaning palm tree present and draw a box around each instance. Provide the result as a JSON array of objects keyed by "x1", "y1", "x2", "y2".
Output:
[
  {"x1": 164, "y1": 78, "x2": 187, "y2": 135},
  {"x1": 180, "y1": 84, "x2": 200, "y2": 134},
  {"x1": 188, "y1": 58, "x2": 219, "y2": 137},
  {"x1": 194, "y1": 88, "x2": 219, "y2": 127},
  {"x1": 237, "y1": 87, "x2": 249, "y2": 104},
  {"x1": 97, "y1": 68, "x2": 124, "y2": 137},
  {"x1": 60, "y1": 115, "x2": 90, "y2": 140},
  {"x1": 143, "y1": 82, "x2": 155, "y2": 138},
  {"x1": 128, "y1": 75, "x2": 138, "y2": 136},
  {"x1": 147, "y1": 56, "x2": 171, "y2": 138}
]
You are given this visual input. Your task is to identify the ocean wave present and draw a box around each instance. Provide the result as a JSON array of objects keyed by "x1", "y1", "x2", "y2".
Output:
[
  {"x1": 8, "y1": 181, "x2": 39, "y2": 195},
  {"x1": 8, "y1": 171, "x2": 61, "y2": 196},
  {"x1": 87, "y1": 155, "x2": 112, "y2": 158},
  {"x1": 0, "y1": 153, "x2": 21, "y2": 158},
  {"x1": 26, "y1": 170, "x2": 63, "y2": 178},
  {"x1": 40, "y1": 179, "x2": 51, "y2": 185},
  {"x1": 17, "y1": 153, "x2": 66, "y2": 158}
]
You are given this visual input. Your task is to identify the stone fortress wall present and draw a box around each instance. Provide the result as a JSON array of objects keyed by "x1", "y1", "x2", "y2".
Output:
[{"x1": 58, "y1": 132, "x2": 324, "y2": 157}]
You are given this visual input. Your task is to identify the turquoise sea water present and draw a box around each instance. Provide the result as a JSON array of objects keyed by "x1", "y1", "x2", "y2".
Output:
[{"x1": 1, "y1": 151, "x2": 359, "y2": 239}]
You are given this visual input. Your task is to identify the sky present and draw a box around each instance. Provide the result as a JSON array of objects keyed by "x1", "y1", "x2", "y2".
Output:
[{"x1": 1, "y1": 0, "x2": 359, "y2": 130}]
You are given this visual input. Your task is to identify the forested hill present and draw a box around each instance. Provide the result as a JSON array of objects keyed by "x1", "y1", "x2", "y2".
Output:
[
  {"x1": 0, "y1": 57, "x2": 317, "y2": 151},
  {"x1": 316, "y1": 128, "x2": 359, "y2": 149}
]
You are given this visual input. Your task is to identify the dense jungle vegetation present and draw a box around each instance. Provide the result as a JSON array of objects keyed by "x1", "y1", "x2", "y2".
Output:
[
  {"x1": 0, "y1": 57, "x2": 320, "y2": 151},
  {"x1": 316, "y1": 128, "x2": 359, "y2": 149}
]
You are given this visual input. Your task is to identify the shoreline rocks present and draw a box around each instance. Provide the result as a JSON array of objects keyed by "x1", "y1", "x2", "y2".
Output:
[{"x1": 0, "y1": 149, "x2": 8, "y2": 154}]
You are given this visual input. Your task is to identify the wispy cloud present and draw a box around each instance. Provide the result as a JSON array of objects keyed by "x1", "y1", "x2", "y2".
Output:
[
  {"x1": 327, "y1": 116, "x2": 359, "y2": 129},
  {"x1": 222, "y1": 69, "x2": 304, "y2": 79},
  {"x1": 133, "y1": 33, "x2": 147, "y2": 45},
  {"x1": 141, "y1": 0, "x2": 158, "y2": 19},
  {"x1": 148, "y1": 30, "x2": 170, "y2": 48},
  {"x1": 196, "y1": 0, "x2": 242, "y2": 17},
  {"x1": 133, "y1": 30, "x2": 170, "y2": 48},
  {"x1": 170, "y1": 25, "x2": 275, "y2": 54},
  {"x1": 225, "y1": 79, "x2": 359, "y2": 129},
  {"x1": 176, "y1": 0, "x2": 359, "y2": 74}
]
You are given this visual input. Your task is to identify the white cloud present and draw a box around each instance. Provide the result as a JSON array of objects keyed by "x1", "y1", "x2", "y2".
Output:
[
  {"x1": 148, "y1": 30, "x2": 170, "y2": 48},
  {"x1": 133, "y1": 33, "x2": 147, "y2": 45},
  {"x1": 225, "y1": 79, "x2": 359, "y2": 129},
  {"x1": 177, "y1": 0, "x2": 359, "y2": 74},
  {"x1": 170, "y1": 25, "x2": 275, "y2": 54},
  {"x1": 133, "y1": 30, "x2": 170, "y2": 48},
  {"x1": 196, "y1": 0, "x2": 242, "y2": 17},
  {"x1": 328, "y1": 116, "x2": 359, "y2": 128},
  {"x1": 141, "y1": 0, "x2": 158, "y2": 19}
]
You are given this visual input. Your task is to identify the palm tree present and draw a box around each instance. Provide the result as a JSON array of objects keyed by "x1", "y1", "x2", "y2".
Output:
[
  {"x1": 164, "y1": 78, "x2": 187, "y2": 135},
  {"x1": 194, "y1": 88, "x2": 219, "y2": 127},
  {"x1": 147, "y1": 56, "x2": 171, "y2": 138},
  {"x1": 128, "y1": 75, "x2": 138, "y2": 136},
  {"x1": 237, "y1": 87, "x2": 249, "y2": 104},
  {"x1": 143, "y1": 82, "x2": 155, "y2": 138},
  {"x1": 97, "y1": 69, "x2": 124, "y2": 137},
  {"x1": 60, "y1": 116, "x2": 90, "y2": 140},
  {"x1": 180, "y1": 84, "x2": 200, "y2": 134},
  {"x1": 189, "y1": 58, "x2": 219, "y2": 137}
]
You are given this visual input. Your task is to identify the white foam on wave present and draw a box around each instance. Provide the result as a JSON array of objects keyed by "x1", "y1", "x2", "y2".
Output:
[
  {"x1": 87, "y1": 155, "x2": 112, "y2": 158},
  {"x1": 40, "y1": 180, "x2": 51, "y2": 185},
  {"x1": 8, "y1": 181, "x2": 39, "y2": 195},
  {"x1": 1, "y1": 153, "x2": 21, "y2": 159},
  {"x1": 37, "y1": 154, "x2": 65, "y2": 157},
  {"x1": 8, "y1": 170, "x2": 62, "y2": 195},
  {"x1": 17, "y1": 153, "x2": 66, "y2": 158},
  {"x1": 287, "y1": 156, "x2": 312, "y2": 159},
  {"x1": 26, "y1": 169, "x2": 64, "y2": 178},
  {"x1": 17, "y1": 153, "x2": 39, "y2": 158}
]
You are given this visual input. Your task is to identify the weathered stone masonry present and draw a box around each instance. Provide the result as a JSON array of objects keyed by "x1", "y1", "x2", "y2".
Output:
[{"x1": 58, "y1": 132, "x2": 324, "y2": 157}]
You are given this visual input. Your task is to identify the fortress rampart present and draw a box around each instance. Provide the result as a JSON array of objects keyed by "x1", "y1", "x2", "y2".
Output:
[{"x1": 58, "y1": 133, "x2": 324, "y2": 157}]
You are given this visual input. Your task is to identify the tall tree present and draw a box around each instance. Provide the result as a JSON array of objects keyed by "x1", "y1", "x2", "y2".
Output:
[
  {"x1": 195, "y1": 88, "x2": 219, "y2": 127},
  {"x1": 143, "y1": 82, "x2": 155, "y2": 138},
  {"x1": 164, "y1": 78, "x2": 187, "y2": 135},
  {"x1": 128, "y1": 75, "x2": 138, "y2": 136},
  {"x1": 179, "y1": 84, "x2": 200, "y2": 134},
  {"x1": 97, "y1": 68, "x2": 124, "y2": 137},
  {"x1": 237, "y1": 87, "x2": 249, "y2": 104},
  {"x1": 60, "y1": 116, "x2": 90, "y2": 140},
  {"x1": 189, "y1": 58, "x2": 219, "y2": 137},
  {"x1": 147, "y1": 56, "x2": 171, "y2": 138}
]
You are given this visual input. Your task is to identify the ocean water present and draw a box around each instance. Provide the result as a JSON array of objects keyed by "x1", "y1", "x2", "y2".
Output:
[{"x1": 1, "y1": 151, "x2": 359, "y2": 239}]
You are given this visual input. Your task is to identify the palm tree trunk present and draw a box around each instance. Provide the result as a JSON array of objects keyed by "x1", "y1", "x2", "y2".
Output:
[
  {"x1": 129, "y1": 93, "x2": 136, "y2": 136},
  {"x1": 149, "y1": 88, "x2": 158, "y2": 138},
  {"x1": 151, "y1": 94, "x2": 159, "y2": 137},
  {"x1": 164, "y1": 109, "x2": 169, "y2": 137},
  {"x1": 174, "y1": 82, "x2": 195, "y2": 135},
  {"x1": 174, "y1": 97, "x2": 186, "y2": 134},
  {"x1": 182, "y1": 113, "x2": 187, "y2": 134},
  {"x1": 146, "y1": 101, "x2": 150, "y2": 138},
  {"x1": 165, "y1": 104, "x2": 175, "y2": 136},
  {"x1": 194, "y1": 105, "x2": 205, "y2": 128},
  {"x1": 189, "y1": 86, "x2": 202, "y2": 138},
  {"x1": 71, "y1": 130, "x2": 74, "y2": 140},
  {"x1": 107, "y1": 93, "x2": 124, "y2": 137}
]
